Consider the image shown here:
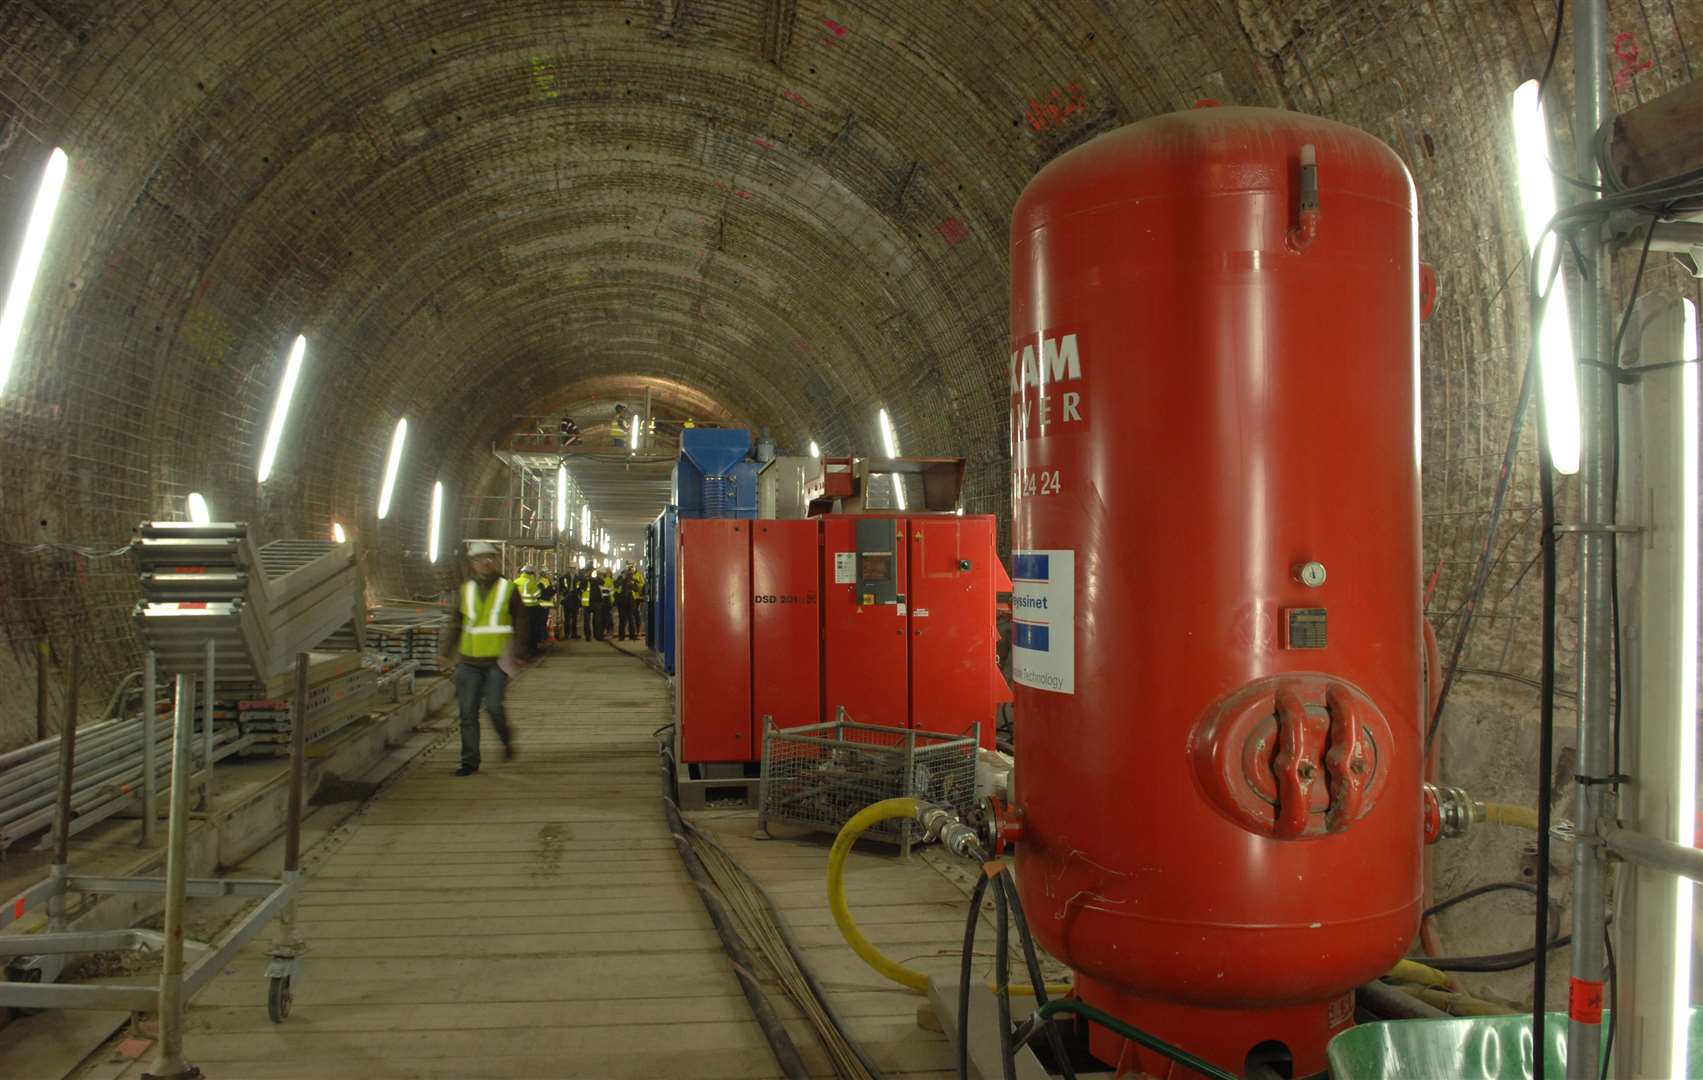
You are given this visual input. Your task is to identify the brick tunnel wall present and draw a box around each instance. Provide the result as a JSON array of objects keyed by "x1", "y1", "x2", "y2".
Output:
[{"x1": 0, "y1": 2, "x2": 1698, "y2": 950}]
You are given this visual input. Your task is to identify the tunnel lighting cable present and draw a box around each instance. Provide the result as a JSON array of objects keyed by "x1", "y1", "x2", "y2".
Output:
[
  {"x1": 255, "y1": 334, "x2": 306, "y2": 483},
  {"x1": 0, "y1": 148, "x2": 70, "y2": 397},
  {"x1": 428, "y1": 480, "x2": 443, "y2": 563},
  {"x1": 332, "y1": 522, "x2": 346, "y2": 544},
  {"x1": 377, "y1": 417, "x2": 408, "y2": 519},
  {"x1": 1672, "y1": 296, "x2": 1699, "y2": 1080},
  {"x1": 556, "y1": 465, "x2": 567, "y2": 533},
  {"x1": 186, "y1": 492, "x2": 211, "y2": 525},
  {"x1": 1511, "y1": 80, "x2": 1580, "y2": 476},
  {"x1": 877, "y1": 407, "x2": 906, "y2": 510}
]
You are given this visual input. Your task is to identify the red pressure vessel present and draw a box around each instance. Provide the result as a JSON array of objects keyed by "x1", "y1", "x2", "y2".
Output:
[{"x1": 1007, "y1": 106, "x2": 1423, "y2": 1078}]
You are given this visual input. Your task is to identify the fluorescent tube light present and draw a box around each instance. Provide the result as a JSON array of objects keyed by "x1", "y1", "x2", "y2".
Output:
[
  {"x1": 0, "y1": 148, "x2": 70, "y2": 395},
  {"x1": 428, "y1": 481, "x2": 443, "y2": 563},
  {"x1": 1673, "y1": 297, "x2": 1699, "y2": 1080},
  {"x1": 377, "y1": 418, "x2": 407, "y2": 519},
  {"x1": 1511, "y1": 79, "x2": 1581, "y2": 475},
  {"x1": 256, "y1": 335, "x2": 306, "y2": 482},
  {"x1": 556, "y1": 465, "x2": 568, "y2": 533}
]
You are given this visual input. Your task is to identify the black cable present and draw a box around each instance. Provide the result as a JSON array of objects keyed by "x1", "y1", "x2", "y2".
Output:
[
  {"x1": 1534, "y1": 0, "x2": 1565, "y2": 107},
  {"x1": 1426, "y1": 933, "x2": 1573, "y2": 973},
  {"x1": 673, "y1": 808, "x2": 888, "y2": 1080},
  {"x1": 1534, "y1": 350, "x2": 1560, "y2": 1080},
  {"x1": 998, "y1": 874, "x2": 1077, "y2": 1080},
  {"x1": 958, "y1": 872, "x2": 991, "y2": 1080},
  {"x1": 994, "y1": 874, "x2": 1017, "y2": 1080},
  {"x1": 1601, "y1": 926, "x2": 1617, "y2": 1080},
  {"x1": 658, "y1": 771, "x2": 810, "y2": 1080},
  {"x1": 1424, "y1": 880, "x2": 1540, "y2": 920}
]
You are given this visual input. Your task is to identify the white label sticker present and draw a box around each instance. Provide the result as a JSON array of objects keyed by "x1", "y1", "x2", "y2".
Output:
[
  {"x1": 1011, "y1": 549, "x2": 1074, "y2": 694},
  {"x1": 834, "y1": 551, "x2": 857, "y2": 584},
  {"x1": 914, "y1": 608, "x2": 929, "y2": 617},
  {"x1": 896, "y1": 603, "x2": 907, "y2": 616}
]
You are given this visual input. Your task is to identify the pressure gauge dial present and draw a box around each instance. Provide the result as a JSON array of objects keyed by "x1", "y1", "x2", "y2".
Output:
[{"x1": 1295, "y1": 561, "x2": 1327, "y2": 588}]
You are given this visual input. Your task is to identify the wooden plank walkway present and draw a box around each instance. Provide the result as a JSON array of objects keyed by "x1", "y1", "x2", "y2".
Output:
[{"x1": 110, "y1": 639, "x2": 962, "y2": 1079}]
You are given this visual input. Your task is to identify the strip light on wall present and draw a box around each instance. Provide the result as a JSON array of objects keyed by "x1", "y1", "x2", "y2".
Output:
[
  {"x1": 808, "y1": 440, "x2": 820, "y2": 458},
  {"x1": 557, "y1": 465, "x2": 568, "y2": 533},
  {"x1": 1672, "y1": 296, "x2": 1699, "y2": 1080},
  {"x1": 256, "y1": 335, "x2": 306, "y2": 483},
  {"x1": 581, "y1": 503, "x2": 592, "y2": 542},
  {"x1": 186, "y1": 492, "x2": 211, "y2": 524},
  {"x1": 332, "y1": 522, "x2": 346, "y2": 544},
  {"x1": 428, "y1": 481, "x2": 443, "y2": 563},
  {"x1": 1510, "y1": 80, "x2": 1581, "y2": 475},
  {"x1": 878, "y1": 407, "x2": 905, "y2": 510},
  {"x1": 376, "y1": 418, "x2": 408, "y2": 519},
  {"x1": 629, "y1": 414, "x2": 640, "y2": 451},
  {"x1": 0, "y1": 148, "x2": 70, "y2": 396}
]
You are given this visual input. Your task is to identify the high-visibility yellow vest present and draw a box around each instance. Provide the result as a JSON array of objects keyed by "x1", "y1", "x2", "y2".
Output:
[
  {"x1": 579, "y1": 583, "x2": 592, "y2": 607},
  {"x1": 515, "y1": 572, "x2": 541, "y2": 607},
  {"x1": 630, "y1": 573, "x2": 644, "y2": 600},
  {"x1": 610, "y1": 416, "x2": 627, "y2": 438},
  {"x1": 600, "y1": 575, "x2": 615, "y2": 600},
  {"x1": 458, "y1": 578, "x2": 514, "y2": 659}
]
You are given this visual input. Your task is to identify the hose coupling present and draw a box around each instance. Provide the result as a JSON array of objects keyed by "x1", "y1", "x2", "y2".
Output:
[
  {"x1": 917, "y1": 804, "x2": 986, "y2": 861},
  {"x1": 1423, "y1": 783, "x2": 1475, "y2": 842}
]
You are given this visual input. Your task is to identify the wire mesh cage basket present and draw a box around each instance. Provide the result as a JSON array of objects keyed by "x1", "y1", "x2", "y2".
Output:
[{"x1": 757, "y1": 711, "x2": 981, "y2": 856}]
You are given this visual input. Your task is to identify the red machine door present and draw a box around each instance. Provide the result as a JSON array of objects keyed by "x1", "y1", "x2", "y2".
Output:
[
  {"x1": 752, "y1": 520, "x2": 822, "y2": 732},
  {"x1": 677, "y1": 519, "x2": 753, "y2": 763},
  {"x1": 909, "y1": 516, "x2": 1003, "y2": 747},
  {"x1": 821, "y1": 516, "x2": 909, "y2": 729}
]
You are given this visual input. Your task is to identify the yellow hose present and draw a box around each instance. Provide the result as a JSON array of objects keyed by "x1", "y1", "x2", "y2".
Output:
[
  {"x1": 828, "y1": 797, "x2": 932, "y2": 992},
  {"x1": 826, "y1": 796, "x2": 1069, "y2": 997},
  {"x1": 1482, "y1": 802, "x2": 1541, "y2": 831},
  {"x1": 1388, "y1": 958, "x2": 1452, "y2": 989}
]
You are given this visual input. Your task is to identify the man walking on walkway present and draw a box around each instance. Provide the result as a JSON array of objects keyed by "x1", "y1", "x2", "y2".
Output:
[{"x1": 440, "y1": 542, "x2": 531, "y2": 776}]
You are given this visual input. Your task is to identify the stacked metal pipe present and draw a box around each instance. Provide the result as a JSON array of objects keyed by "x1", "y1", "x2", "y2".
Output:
[{"x1": 0, "y1": 705, "x2": 243, "y2": 853}]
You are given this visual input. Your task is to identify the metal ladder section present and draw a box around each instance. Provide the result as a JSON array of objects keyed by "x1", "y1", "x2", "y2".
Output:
[{"x1": 132, "y1": 522, "x2": 365, "y2": 687}]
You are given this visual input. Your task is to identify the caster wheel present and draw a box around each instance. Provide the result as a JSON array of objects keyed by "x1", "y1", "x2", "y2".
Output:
[
  {"x1": 267, "y1": 974, "x2": 292, "y2": 1023},
  {"x1": 6, "y1": 965, "x2": 43, "y2": 1017}
]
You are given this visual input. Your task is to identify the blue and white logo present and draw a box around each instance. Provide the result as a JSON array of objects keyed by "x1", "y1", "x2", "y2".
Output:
[{"x1": 1011, "y1": 549, "x2": 1074, "y2": 694}]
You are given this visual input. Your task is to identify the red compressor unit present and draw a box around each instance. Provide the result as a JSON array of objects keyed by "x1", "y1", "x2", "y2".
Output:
[
  {"x1": 675, "y1": 514, "x2": 1009, "y2": 766},
  {"x1": 1004, "y1": 105, "x2": 1423, "y2": 1077}
]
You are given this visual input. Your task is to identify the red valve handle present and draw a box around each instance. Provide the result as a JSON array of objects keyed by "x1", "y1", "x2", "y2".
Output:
[
  {"x1": 1323, "y1": 685, "x2": 1366, "y2": 833},
  {"x1": 1271, "y1": 688, "x2": 1315, "y2": 840}
]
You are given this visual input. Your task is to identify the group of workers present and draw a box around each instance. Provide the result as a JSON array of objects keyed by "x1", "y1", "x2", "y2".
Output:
[
  {"x1": 445, "y1": 543, "x2": 649, "y2": 775},
  {"x1": 512, "y1": 562, "x2": 646, "y2": 645},
  {"x1": 549, "y1": 406, "x2": 701, "y2": 450}
]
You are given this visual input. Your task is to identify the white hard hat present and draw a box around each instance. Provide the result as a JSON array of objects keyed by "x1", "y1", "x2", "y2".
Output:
[{"x1": 466, "y1": 542, "x2": 498, "y2": 557}]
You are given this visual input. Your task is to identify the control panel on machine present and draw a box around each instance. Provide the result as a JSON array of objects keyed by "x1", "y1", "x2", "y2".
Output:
[{"x1": 855, "y1": 518, "x2": 900, "y2": 607}]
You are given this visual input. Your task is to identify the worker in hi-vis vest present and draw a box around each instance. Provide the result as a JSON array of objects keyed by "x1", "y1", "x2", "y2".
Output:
[
  {"x1": 440, "y1": 542, "x2": 532, "y2": 776},
  {"x1": 578, "y1": 570, "x2": 596, "y2": 640},
  {"x1": 513, "y1": 564, "x2": 544, "y2": 652}
]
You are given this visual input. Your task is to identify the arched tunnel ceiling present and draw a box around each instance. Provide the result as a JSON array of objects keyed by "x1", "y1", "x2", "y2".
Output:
[{"x1": 0, "y1": 0, "x2": 1697, "y2": 707}]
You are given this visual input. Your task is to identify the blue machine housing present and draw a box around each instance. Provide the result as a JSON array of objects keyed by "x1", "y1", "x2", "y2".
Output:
[{"x1": 649, "y1": 429, "x2": 758, "y2": 673}]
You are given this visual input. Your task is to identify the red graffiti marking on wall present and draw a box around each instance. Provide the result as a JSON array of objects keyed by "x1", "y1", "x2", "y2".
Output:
[
  {"x1": 1025, "y1": 84, "x2": 1088, "y2": 133},
  {"x1": 106, "y1": 247, "x2": 128, "y2": 270},
  {"x1": 935, "y1": 217, "x2": 970, "y2": 247},
  {"x1": 194, "y1": 275, "x2": 213, "y2": 304},
  {"x1": 823, "y1": 18, "x2": 847, "y2": 37},
  {"x1": 735, "y1": 189, "x2": 752, "y2": 200},
  {"x1": 781, "y1": 88, "x2": 813, "y2": 110},
  {"x1": 753, "y1": 136, "x2": 776, "y2": 150},
  {"x1": 798, "y1": 339, "x2": 814, "y2": 353},
  {"x1": 1613, "y1": 32, "x2": 1653, "y2": 91}
]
